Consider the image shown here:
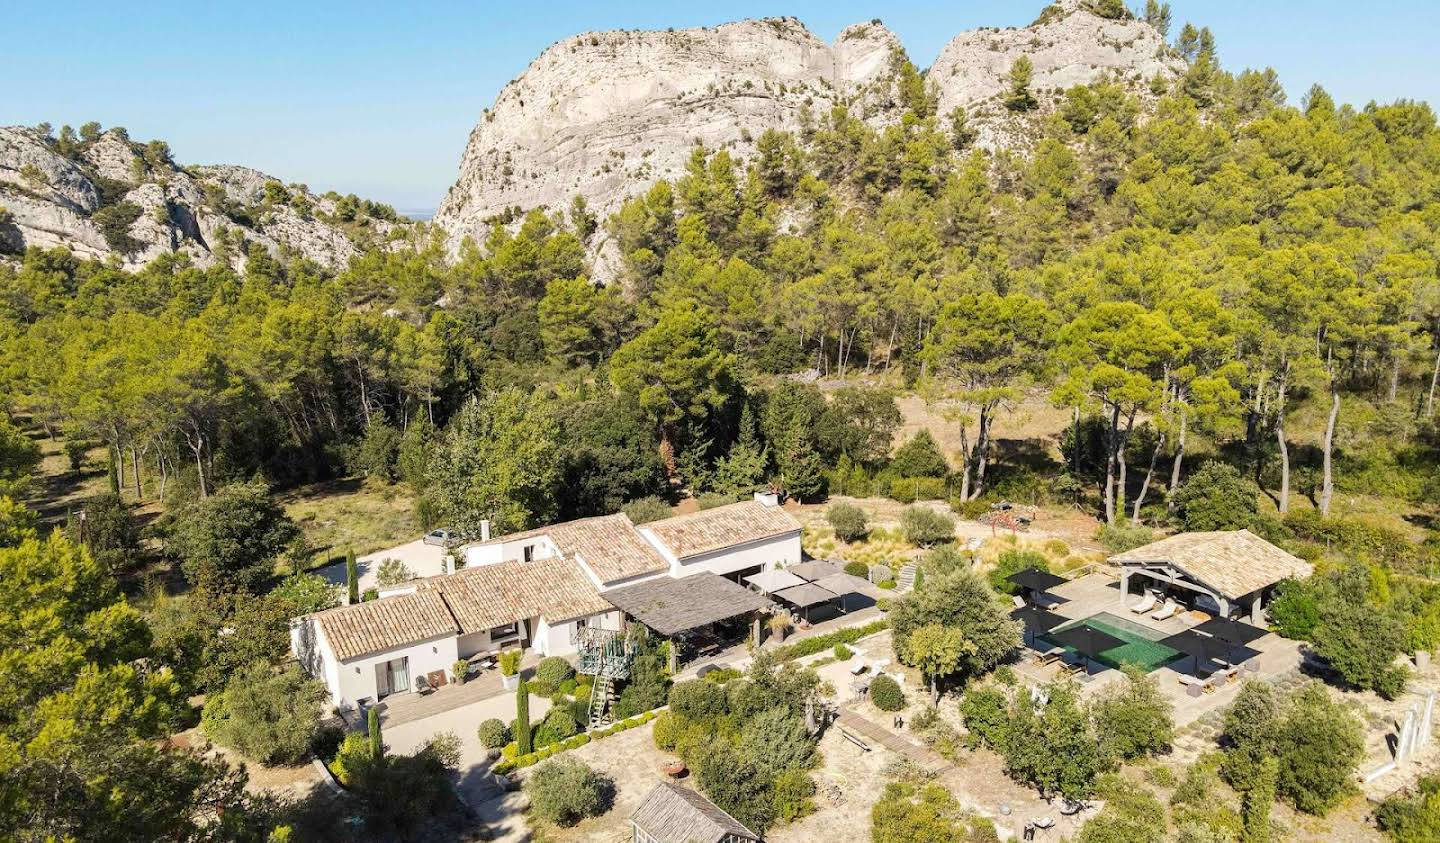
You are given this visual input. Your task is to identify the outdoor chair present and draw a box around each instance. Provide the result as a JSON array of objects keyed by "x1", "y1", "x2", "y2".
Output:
[
  {"x1": 849, "y1": 657, "x2": 868, "y2": 675},
  {"x1": 1178, "y1": 674, "x2": 1207, "y2": 698},
  {"x1": 1151, "y1": 599, "x2": 1180, "y2": 621},
  {"x1": 1129, "y1": 592, "x2": 1158, "y2": 614}
]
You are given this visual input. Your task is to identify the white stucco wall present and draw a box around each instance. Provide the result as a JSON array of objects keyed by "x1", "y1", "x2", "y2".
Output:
[
  {"x1": 463, "y1": 534, "x2": 559, "y2": 568},
  {"x1": 651, "y1": 530, "x2": 802, "y2": 579},
  {"x1": 294, "y1": 623, "x2": 459, "y2": 710},
  {"x1": 533, "y1": 610, "x2": 622, "y2": 657}
]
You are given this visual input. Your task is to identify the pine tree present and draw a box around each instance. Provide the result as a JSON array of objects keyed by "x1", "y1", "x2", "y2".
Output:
[
  {"x1": 1143, "y1": 1, "x2": 1172, "y2": 36},
  {"x1": 1005, "y1": 57, "x2": 1037, "y2": 112},
  {"x1": 367, "y1": 706, "x2": 383, "y2": 759},
  {"x1": 514, "y1": 678, "x2": 533, "y2": 755},
  {"x1": 107, "y1": 449, "x2": 119, "y2": 494},
  {"x1": 346, "y1": 548, "x2": 359, "y2": 605}
]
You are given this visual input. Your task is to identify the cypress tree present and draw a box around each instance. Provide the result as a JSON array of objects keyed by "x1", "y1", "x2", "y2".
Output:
[
  {"x1": 107, "y1": 449, "x2": 119, "y2": 494},
  {"x1": 367, "y1": 706, "x2": 383, "y2": 759},
  {"x1": 1241, "y1": 757, "x2": 1277, "y2": 842},
  {"x1": 346, "y1": 548, "x2": 359, "y2": 604},
  {"x1": 514, "y1": 678, "x2": 532, "y2": 755}
]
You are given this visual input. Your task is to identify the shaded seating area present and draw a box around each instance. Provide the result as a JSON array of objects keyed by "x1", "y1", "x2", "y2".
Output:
[
  {"x1": 773, "y1": 581, "x2": 839, "y2": 623},
  {"x1": 1047, "y1": 623, "x2": 1125, "y2": 678},
  {"x1": 1161, "y1": 628, "x2": 1263, "y2": 696},
  {"x1": 746, "y1": 561, "x2": 879, "y2": 622},
  {"x1": 743, "y1": 568, "x2": 806, "y2": 594},
  {"x1": 1007, "y1": 567, "x2": 1068, "y2": 609},
  {"x1": 1111, "y1": 529, "x2": 1312, "y2": 622},
  {"x1": 604, "y1": 573, "x2": 774, "y2": 672}
]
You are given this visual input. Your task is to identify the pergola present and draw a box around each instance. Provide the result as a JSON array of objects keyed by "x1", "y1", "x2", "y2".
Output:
[
  {"x1": 788, "y1": 559, "x2": 844, "y2": 581},
  {"x1": 1111, "y1": 530, "x2": 1313, "y2": 621},
  {"x1": 604, "y1": 573, "x2": 774, "y2": 672}
]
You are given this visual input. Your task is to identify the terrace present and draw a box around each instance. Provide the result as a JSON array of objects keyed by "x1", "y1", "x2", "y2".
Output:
[{"x1": 1012, "y1": 569, "x2": 1304, "y2": 727}]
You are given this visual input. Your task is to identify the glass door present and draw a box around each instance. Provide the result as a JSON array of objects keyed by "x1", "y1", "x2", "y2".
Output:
[{"x1": 389, "y1": 657, "x2": 410, "y2": 694}]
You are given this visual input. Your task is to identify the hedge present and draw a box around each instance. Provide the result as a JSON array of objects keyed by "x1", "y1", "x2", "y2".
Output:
[
  {"x1": 772, "y1": 619, "x2": 889, "y2": 661},
  {"x1": 494, "y1": 710, "x2": 658, "y2": 774}
]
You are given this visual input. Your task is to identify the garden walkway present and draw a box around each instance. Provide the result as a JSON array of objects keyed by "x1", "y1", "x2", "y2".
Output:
[{"x1": 835, "y1": 707, "x2": 954, "y2": 777}]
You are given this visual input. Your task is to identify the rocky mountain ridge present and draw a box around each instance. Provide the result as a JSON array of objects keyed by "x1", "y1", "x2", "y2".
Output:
[
  {"x1": 0, "y1": 126, "x2": 407, "y2": 270},
  {"x1": 434, "y1": 0, "x2": 1182, "y2": 246}
]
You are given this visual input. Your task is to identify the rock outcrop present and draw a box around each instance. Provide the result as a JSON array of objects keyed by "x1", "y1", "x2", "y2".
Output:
[
  {"x1": 0, "y1": 126, "x2": 407, "y2": 270},
  {"x1": 929, "y1": 0, "x2": 1180, "y2": 148},
  {"x1": 434, "y1": 17, "x2": 906, "y2": 244},
  {"x1": 435, "y1": 2, "x2": 1182, "y2": 246}
]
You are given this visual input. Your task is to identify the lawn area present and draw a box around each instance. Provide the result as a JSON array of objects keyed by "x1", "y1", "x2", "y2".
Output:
[{"x1": 280, "y1": 478, "x2": 420, "y2": 566}]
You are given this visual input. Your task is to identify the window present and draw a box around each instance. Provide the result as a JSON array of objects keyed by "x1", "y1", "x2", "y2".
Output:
[
  {"x1": 523, "y1": 545, "x2": 534, "y2": 563},
  {"x1": 490, "y1": 622, "x2": 519, "y2": 640}
]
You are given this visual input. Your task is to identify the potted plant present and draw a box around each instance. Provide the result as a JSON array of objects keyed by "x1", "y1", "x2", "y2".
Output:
[
  {"x1": 767, "y1": 610, "x2": 792, "y2": 643},
  {"x1": 452, "y1": 659, "x2": 470, "y2": 686},
  {"x1": 498, "y1": 649, "x2": 523, "y2": 690}
]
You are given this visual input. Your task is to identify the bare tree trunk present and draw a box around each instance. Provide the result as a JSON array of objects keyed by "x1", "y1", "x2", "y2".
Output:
[
  {"x1": 971, "y1": 408, "x2": 993, "y2": 501},
  {"x1": 1319, "y1": 386, "x2": 1340, "y2": 516},
  {"x1": 129, "y1": 446, "x2": 142, "y2": 500},
  {"x1": 1168, "y1": 409, "x2": 1187, "y2": 504},
  {"x1": 1428, "y1": 348, "x2": 1440, "y2": 417},
  {"x1": 884, "y1": 316, "x2": 898, "y2": 373},
  {"x1": 1276, "y1": 378, "x2": 1291, "y2": 514},
  {"x1": 1103, "y1": 404, "x2": 1121, "y2": 526},
  {"x1": 1132, "y1": 430, "x2": 1165, "y2": 524},
  {"x1": 956, "y1": 424, "x2": 972, "y2": 503},
  {"x1": 1388, "y1": 355, "x2": 1401, "y2": 403}
]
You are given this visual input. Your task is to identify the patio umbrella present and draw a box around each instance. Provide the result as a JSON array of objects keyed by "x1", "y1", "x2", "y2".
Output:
[
  {"x1": 1193, "y1": 616, "x2": 1267, "y2": 646},
  {"x1": 1161, "y1": 630, "x2": 1262, "y2": 675},
  {"x1": 1010, "y1": 605, "x2": 1065, "y2": 647},
  {"x1": 1006, "y1": 568, "x2": 1067, "y2": 593},
  {"x1": 1047, "y1": 624, "x2": 1125, "y2": 673}
]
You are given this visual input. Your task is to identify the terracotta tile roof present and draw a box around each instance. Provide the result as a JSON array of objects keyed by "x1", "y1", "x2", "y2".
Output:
[
  {"x1": 630, "y1": 781, "x2": 760, "y2": 843},
  {"x1": 1111, "y1": 529, "x2": 1314, "y2": 600},
  {"x1": 462, "y1": 513, "x2": 669, "y2": 584},
  {"x1": 645, "y1": 501, "x2": 801, "y2": 560},
  {"x1": 311, "y1": 590, "x2": 459, "y2": 662},
  {"x1": 424, "y1": 555, "x2": 613, "y2": 630},
  {"x1": 544, "y1": 514, "x2": 669, "y2": 582}
]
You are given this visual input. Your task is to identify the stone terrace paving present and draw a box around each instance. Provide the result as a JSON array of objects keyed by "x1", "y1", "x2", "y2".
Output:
[{"x1": 1013, "y1": 571, "x2": 1304, "y2": 728}]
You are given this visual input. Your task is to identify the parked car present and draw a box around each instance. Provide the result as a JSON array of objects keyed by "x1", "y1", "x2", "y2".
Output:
[{"x1": 423, "y1": 528, "x2": 456, "y2": 547}]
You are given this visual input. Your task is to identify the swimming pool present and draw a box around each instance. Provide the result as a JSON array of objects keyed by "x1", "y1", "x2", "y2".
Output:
[{"x1": 1038, "y1": 612, "x2": 1182, "y2": 672}]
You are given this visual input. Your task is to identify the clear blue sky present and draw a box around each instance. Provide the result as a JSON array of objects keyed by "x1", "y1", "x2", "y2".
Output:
[{"x1": 4, "y1": 1, "x2": 1435, "y2": 210}]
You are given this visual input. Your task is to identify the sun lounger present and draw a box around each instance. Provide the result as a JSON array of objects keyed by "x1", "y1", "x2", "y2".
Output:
[
  {"x1": 1033, "y1": 593, "x2": 1062, "y2": 609},
  {"x1": 1151, "y1": 599, "x2": 1179, "y2": 621},
  {"x1": 1033, "y1": 647, "x2": 1065, "y2": 666},
  {"x1": 1129, "y1": 592, "x2": 1158, "y2": 614},
  {"x1": 849, "y1": 658, "x2": 867, "y2": 675},
  {"x1": 1012, "y1": 595, "x2": 1027, "y2": 609}
]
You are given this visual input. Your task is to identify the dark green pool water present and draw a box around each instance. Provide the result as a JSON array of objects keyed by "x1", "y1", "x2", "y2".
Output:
[{"x1": 1040, "y1": 611, "x2": 1182, "y2": 672}]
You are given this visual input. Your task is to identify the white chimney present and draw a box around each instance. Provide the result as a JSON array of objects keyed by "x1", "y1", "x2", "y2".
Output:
[
  {"x1": 753, "y1": 490, "x2": 779, "y2": 508},
  {"x1": 480, "y1": 519, "x2": 491, "y2": 541}
]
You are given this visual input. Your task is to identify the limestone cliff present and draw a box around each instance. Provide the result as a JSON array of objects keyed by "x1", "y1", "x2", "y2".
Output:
[
  {"x1": 435, "y1": 2, "x2": 1182, "y2": 247},
  {"x1": 434, "y1": 17, "x2": 905, "y2": 244},
  {"x1": 0, "y1": 126, "x2": 408, "y2": 270}
]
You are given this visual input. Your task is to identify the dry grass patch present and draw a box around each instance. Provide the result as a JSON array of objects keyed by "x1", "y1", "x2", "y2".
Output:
[{"x1": 281, "y1": 478, "x2": 419, "y2": 565}]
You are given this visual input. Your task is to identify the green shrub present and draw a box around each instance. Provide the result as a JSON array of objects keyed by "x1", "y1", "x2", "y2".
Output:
[
  {"x1": 772, "y1": 768, "x2": 817, "y2": 823},
  {"x1": 891, "y1": 430, "x2": 949, "y2": 477},
  {"x1": 535, "y1": 656, "x2": 575, "y2": 687},
  {"x1": 771, "y1": 619, "x2": 889, "y2": 660},
  {"x1": 533, "y1": 706, "x2": 581, "y2": 748},
  {"x1": 844, "y1": 560, "x2": 869, "y2": 578},
  {"x1": 201, "y1": 663, "x2": 326, "y2": 766},
  {"x1": 988, "y1": 549, "x2": 1052, "y2": 595},
  {"x1": 622, "y1": 496, "x2": 672, "y2": 525},
  {"x1": 889, "y1": 476, "x2": 949, "y2": 503},
  {"x1": 1097, "y1": 523, "x2": 1154, "y2": 553},
  {"x1": 525, "y1": 756, "x2": 613, "y2": 827},
  {"x1": 702, "y1": 667, "x2": 743, "y2": 684},
  {"x1": 1376, "y1": 774, "x2": 1440, "y2": 842},
  {"x1": 834, "y1": 644, "x2": 853, "y2": 660},
  {"x1": 669, "y1": 679, "x2": 727, "y2": 721},
  {"x1": 870, "y1": 675, "x2": 905, "y2": 711},
  {"x1": 477, "y1": 718, "x2": 510, "y2": 749},
  {"x1": 652, "y1": 711, "x2": 684, "y2": 750},
  {"x1": 878, "y1": 579, "x2": 897, "y2": 589},
  {"x1": 959, "y1": 685, "x2": 1010, "y2": 749},
  {"x1": 900, "y1": 506, "x2": 956, "y2": 546},
  {"x1": 951, "y1": 498, "x2": 990, "y2": 520},
  {"x1": 1171, "y1": 462, "x2": 1259, "y2": 531},
  {"x1": 827, "y1": 502, "x2": 868, "y2": 542}
]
